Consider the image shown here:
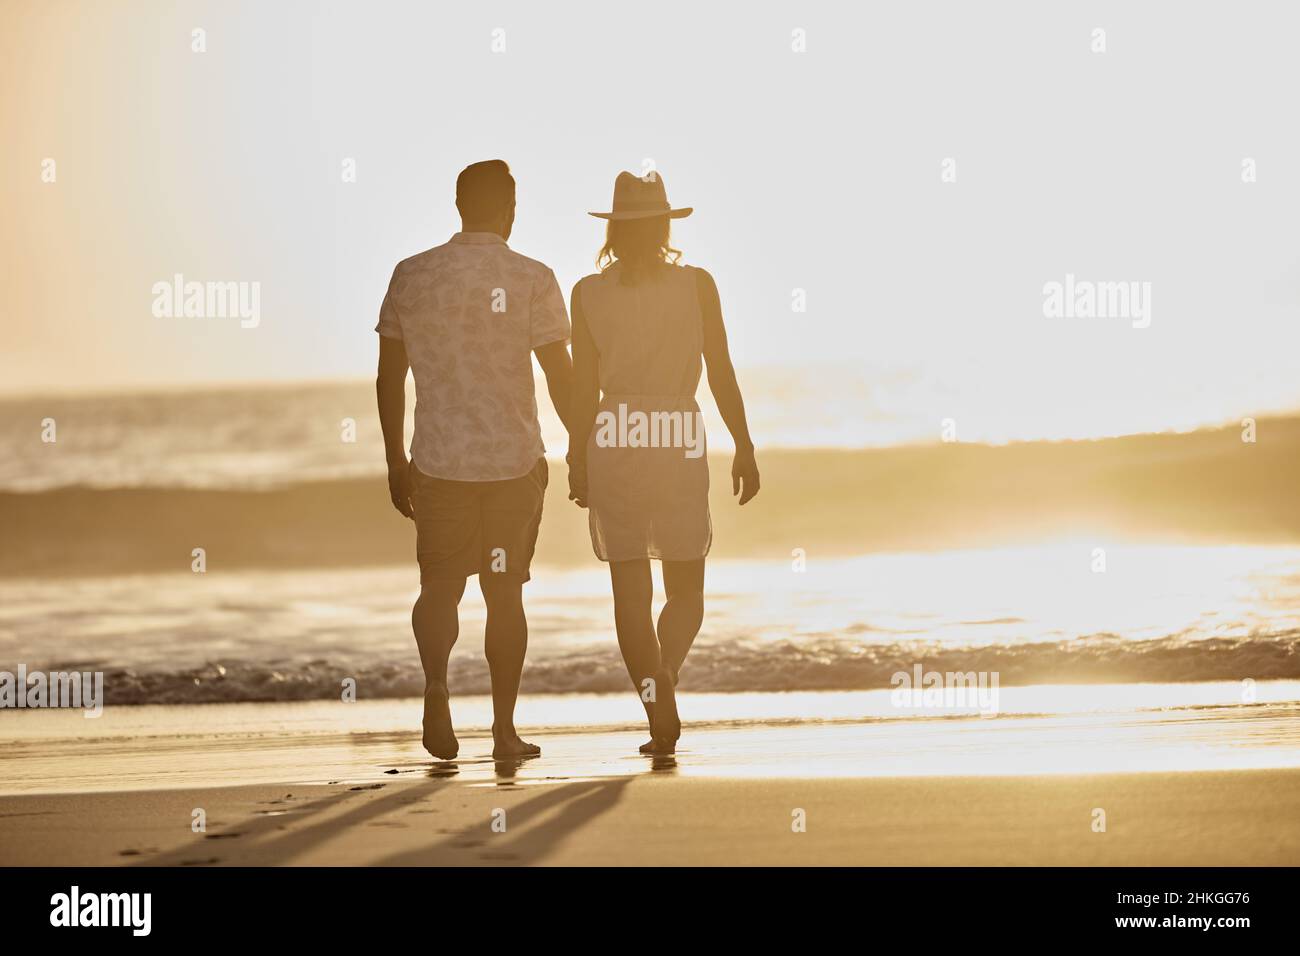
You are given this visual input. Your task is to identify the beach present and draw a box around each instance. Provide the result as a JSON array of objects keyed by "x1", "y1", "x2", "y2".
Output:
[
  {"x1": 5, "y1": 0, "x2": 1300, "y2": 890},
  {"x1": 4, "y1": 387, "x2": 1300, "y2": 867},
  {"x1": 3, "y1": 686, "x2": 1299, "y2": 866},
  {"x1": 6, "y1": 770, "x2": 1300, "y2": 867}
]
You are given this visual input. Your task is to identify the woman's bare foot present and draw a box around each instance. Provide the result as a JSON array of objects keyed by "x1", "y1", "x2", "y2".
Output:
[
  {"x1": 639, "y1": 737, "x2": 676, "y2": 755},
  {"x1": 492, "y1": 727, "x2": 541, "y2": 759},
  {"x1": 649, "y1": 666, "x2": 681, "y2": 744},
  {"x1": 422, "y1": 683, "x2": 458, "y2": 760}
]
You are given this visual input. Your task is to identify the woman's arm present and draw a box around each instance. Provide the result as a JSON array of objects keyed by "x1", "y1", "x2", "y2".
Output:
[
  {"x1": 698, "y1": 268, "x2": 760, "y2": 505},
  {"x1": 567, "y1": 282, "x2": 601, "y2": 508}
]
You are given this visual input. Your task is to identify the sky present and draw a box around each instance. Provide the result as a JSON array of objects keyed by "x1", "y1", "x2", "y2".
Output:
[{"x1": 3, "y1": 0, "x2": 1298, "y2": 442}]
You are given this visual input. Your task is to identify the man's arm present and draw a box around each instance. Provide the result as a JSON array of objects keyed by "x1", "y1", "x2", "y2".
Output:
[
  {"x1": 534, "y1": 340, "x2": 573, "y2": 434},
  {"x1": 698, "y1": 268, "x2": 760, "y2": 505},
  {"x1": 376, "y1": 334, "x2": 414, "y2": 519},
  {"x1": 566, "y1": 286, "x2": 600, "y2": 508},
  {"x1": 530, "y1": 266, "x2": 575, "y2": 435}
]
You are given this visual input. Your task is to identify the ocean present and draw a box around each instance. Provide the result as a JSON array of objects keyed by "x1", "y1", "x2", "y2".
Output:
[
  {"x1": 2, "y1": 381, "x2": 1300, "y2": 710},
  {"x1": 3, "y1": 546, "x2": 1300, "y2": 705}
]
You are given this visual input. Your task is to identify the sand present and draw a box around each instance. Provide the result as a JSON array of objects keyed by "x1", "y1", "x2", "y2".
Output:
[
  {"x1": 6, "y1": 690, "x2": 1300, "y2": 866},
  {"x1": 2, "y1": 767, "x2": 1298, "y2": 867}
]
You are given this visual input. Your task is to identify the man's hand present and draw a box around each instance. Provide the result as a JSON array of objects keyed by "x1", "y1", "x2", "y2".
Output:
[
  {"x1": 731, "y1": 446, "x2": 760, "y2": 506},
  {"x1": 567, "y1": 455, "x2": 589, "y2": 508},
  {"x1": 388, "y1": 459, "x2": 414, "y2": 519},
  {"x1": 376, "y1": 335, "x2": 413, "y2": 519}
]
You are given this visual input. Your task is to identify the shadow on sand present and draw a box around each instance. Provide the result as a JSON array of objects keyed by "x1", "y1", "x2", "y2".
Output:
[
  {"x1": 137, "y1": 778, "x2": 456, "y2": 867},
  {"x1": 375, "y1": 774, "x2": 635, "y2": 865},
  {"x1": 136, "y1": 762, "x2": 641, "y2": 866}
]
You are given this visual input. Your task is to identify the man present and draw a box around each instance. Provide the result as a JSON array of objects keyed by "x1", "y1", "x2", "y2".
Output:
[{"x1": 375, "y1": 160, "x2": 572, "y2": 760}]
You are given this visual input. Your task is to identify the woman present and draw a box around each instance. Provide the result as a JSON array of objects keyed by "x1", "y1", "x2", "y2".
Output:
[{"x1": 568, "y1": 171, "x2": 760, "y2": 754}]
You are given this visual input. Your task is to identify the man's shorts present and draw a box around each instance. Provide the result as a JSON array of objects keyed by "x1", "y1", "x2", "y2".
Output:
[{"x1": 410, "y1": 457, "x2": 548, "y2": 584}]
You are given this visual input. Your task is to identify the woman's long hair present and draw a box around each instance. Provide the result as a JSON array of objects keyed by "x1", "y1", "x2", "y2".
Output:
[{"x1": 597, "y1": 215, "x2": 682, "y2": 285}]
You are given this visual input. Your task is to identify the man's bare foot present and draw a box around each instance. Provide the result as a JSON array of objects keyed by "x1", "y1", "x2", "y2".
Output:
[
  {"x1": 649, "y1": 667, "x2": 681, "y2": 743},
  {"x1": 422, "y1": 683, "x2": 458, "y2": 760},
  {"x1": 639, "y1": 737, "x2": 676, "y2": 755},
  {"x1": 492, "y1": 728, "x2": 541, "y2": 759}
]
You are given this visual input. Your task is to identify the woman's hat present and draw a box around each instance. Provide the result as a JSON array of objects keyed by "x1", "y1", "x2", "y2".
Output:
[{"x1": 589, "y1": 171, "x2": 693, "y2": 220}]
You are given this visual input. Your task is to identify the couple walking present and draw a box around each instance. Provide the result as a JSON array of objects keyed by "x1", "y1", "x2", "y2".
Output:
[{"x1": 375, "y1": 160, "x2": 759, "y2": 760}]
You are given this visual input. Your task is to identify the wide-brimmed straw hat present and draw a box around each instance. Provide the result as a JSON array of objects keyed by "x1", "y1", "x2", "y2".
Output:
[{"x1": 588, "y1": 170, "x2": 693, "y2": 221}]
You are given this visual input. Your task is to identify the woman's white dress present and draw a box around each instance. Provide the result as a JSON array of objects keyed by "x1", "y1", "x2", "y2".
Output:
[{"x1": 575, "y1": 263, "x2": 712, "y2": 562}]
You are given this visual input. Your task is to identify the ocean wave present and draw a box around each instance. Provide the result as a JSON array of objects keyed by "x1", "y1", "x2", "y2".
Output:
[
  {"x1": 19, "y1": 631, "x2": 1300, "y2": 706},
  {"x1": 6, "y1": 410, "x2": 1300, "y2": 577}
]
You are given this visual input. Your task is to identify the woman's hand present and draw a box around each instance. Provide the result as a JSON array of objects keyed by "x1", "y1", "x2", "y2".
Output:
[
  {"x1": 567, "y1": 454, "x2": 589, "y2": 508},
  {"x1": 731, "y1": 446, "x2": 760, "y2": 505}
]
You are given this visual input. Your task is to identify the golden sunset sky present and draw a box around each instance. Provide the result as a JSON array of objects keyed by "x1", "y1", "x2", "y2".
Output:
[{"x1": 3, "y1": 0, "x2": 1298, "y2": 443}]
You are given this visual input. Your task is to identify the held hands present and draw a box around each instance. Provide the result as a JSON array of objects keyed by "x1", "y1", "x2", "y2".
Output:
[
  {"x1": 567, "y1": 453, "x2": 589, "y2": 509},
  {"x1": 388, "y1": 458, "x2": 414, "y2": 519},
  {"x1": 732, "y1": 446, "x2": 760, "y2": 505}
]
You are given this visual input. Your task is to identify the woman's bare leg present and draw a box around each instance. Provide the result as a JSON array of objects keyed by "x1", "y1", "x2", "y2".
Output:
[
  {"x1": 609, "y1": 559, "x2": 678, "y2": 748},
  {"x1": 658, "y1": 559, "x2": 705, "y2": 684}
]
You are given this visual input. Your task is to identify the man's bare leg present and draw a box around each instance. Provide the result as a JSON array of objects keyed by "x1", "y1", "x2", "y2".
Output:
[
  {"x1": 481, "y1": 574, "x2": 540, "y2": 758},
  {"x1": 413, "y1": 577, "x2": 466, "y2": 759}
]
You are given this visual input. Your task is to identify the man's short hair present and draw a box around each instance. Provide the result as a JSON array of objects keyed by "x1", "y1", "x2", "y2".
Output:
[{"x1": 456, "y1": 160, "x2": 515, "y2": 221}]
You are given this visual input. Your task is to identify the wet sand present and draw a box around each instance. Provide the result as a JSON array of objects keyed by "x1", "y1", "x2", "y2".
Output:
[
  {"x1": 2, "y1": 767, "x2": 1298, "y2": 866},
  {"x1": 3, "y1": 694, "x2": 1300, "y2": 865}
]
